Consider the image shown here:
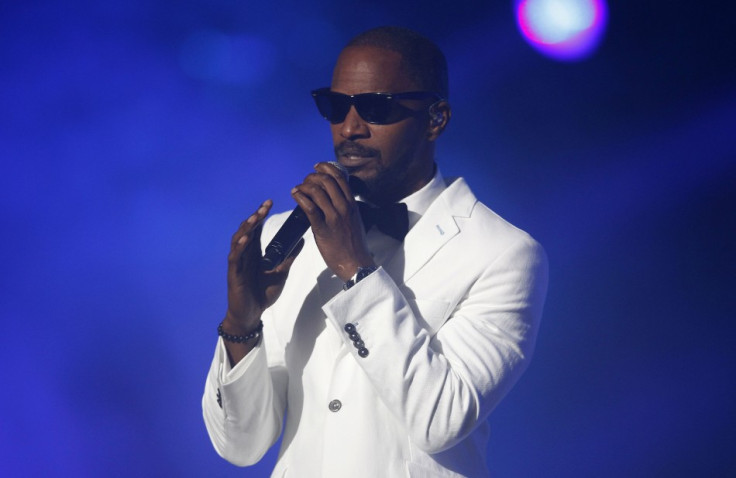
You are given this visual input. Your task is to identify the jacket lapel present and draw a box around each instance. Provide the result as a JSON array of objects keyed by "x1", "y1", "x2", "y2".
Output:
[{"x1": 383, "y1": 177, "x2": 476, "y2": 285}]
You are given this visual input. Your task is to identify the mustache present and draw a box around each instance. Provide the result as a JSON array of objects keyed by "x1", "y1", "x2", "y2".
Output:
[{"x1": 334, "y1": 141, "x2": 379, "y2": 158}]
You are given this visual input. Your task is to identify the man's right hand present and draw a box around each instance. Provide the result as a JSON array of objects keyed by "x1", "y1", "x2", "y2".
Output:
[{"x1": 222, "y1": 199, "x2": 303, "y2": 364}]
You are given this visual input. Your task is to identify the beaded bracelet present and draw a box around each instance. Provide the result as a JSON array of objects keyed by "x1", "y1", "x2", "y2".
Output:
[{"x1": 217, "y1": 320, "x2": 263, "y2": 344}]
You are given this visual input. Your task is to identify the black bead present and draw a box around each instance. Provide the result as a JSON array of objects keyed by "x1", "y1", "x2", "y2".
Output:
[
  {"x1": 358, "y1": 347, "x2": 369, "y2": 357},
  {"x1": 353, "y1": 339, "x2": 364, "y2": 348},
  {"x1": 344, "y1": 323, "x2": 355, "y2": 333},
  {"x1": 218, "y1": 320, "x2": 263, "y2": 344}
]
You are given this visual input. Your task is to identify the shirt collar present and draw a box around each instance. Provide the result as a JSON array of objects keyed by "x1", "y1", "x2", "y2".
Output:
[
  {"x1": 355, "y1": 164, "x2": 446, "y2": 232},
  {"x1": 400, "y1": 165, "x2": 445, "y2": 230}
]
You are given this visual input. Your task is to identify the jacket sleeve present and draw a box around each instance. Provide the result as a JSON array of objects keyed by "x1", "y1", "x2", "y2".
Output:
[
  {"x1": 201, "y1": 215, "x2": 290, "y2": 466},
  {"x1": 321, "y1": 234, "x2": 548, "y2": 454},
  {"x1": 201, "y1": 328, "x2": 288, "y2": 465}
]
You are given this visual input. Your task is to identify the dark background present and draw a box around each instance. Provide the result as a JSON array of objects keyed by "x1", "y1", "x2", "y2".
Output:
[{"x1": 2, "y1": 1, "x2": 734, "y2": 476}]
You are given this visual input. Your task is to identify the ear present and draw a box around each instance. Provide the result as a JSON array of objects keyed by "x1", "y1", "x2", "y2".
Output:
[{"x1": 427, "y1": 100, "x2": 451, "y2": 141}]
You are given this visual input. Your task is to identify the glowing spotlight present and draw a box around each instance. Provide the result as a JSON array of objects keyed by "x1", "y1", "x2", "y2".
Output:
[{"x1": 515, "y1": 0, "x2": 608, "y2": 61}]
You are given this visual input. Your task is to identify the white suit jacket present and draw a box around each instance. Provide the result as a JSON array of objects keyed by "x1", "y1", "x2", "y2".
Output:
[{"x1": 203, "y1": 176, "x2": 548, "y2": 477}]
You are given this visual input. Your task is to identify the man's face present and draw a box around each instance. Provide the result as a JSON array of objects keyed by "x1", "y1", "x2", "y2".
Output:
[{"x1": 330, "y1": 46, "x2": 436, "y2": 205}]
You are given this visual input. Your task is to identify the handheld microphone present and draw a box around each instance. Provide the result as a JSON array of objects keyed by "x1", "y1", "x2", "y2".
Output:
[{"x1": 260, "y1": 161, "x2": 348, "y2": 271}]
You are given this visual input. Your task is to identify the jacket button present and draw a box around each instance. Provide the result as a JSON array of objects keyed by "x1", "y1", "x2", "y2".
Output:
[
  {"x1": 328, "y1": 399, "x2": 342, "y2": 412},
  {"x1": 358, "y1": 347, "x2": 369, "y2": 358},
  {"x1": 344, "y1": 323, "x2": 356, "y2": 333}
]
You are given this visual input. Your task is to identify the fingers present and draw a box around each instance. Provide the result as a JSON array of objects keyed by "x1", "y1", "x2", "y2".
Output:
[
  {"x1": 291, "y1": 181, "x2": 330, "y2": 223},
  {"x1": 292, "y1": 164, "x2": 352, "y2": 225},
  {"x1": 233, "y1": 200, "x2": 272, "y2": 242},
  {"x1": 232, "y1": 200, "x2": 272, "y2": 241},
  {"x1": 314, "y1": 162, "x2": 353, "y2": 202},
  {"x1": 229, "y1": 200, "x2": 272, "y2": 264}
]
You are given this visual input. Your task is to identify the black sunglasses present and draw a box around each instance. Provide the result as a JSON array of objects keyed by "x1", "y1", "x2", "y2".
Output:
[{"x1": 311, "y1": 88, "x2": 442, "y2": 125}]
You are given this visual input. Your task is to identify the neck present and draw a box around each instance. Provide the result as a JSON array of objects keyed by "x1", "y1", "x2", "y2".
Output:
[{"x1": 356, "y1": 161, "x2": 436, "y2": 207}]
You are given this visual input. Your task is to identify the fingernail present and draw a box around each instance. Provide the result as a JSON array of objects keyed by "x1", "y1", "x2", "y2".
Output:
[
  {"x1": 247, "y1": 215, "x2": 257, "y2": 224},
  {"x1": 291, "y1": 187, "x2": 298, "y2": 194},
  {"x1": 237, "y1": 235, "x2": 247, "y2": 244}
]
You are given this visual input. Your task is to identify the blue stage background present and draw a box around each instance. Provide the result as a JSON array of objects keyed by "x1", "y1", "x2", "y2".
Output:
[{"x1": 2, "y1": 1, "x2": 734, "y2": 476}]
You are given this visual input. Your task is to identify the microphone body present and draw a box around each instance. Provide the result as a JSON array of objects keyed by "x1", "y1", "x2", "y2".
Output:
[
  {"x1": 260, "y1": 206, "x2": 310, "y2": 270},
  {"x1": 260, "y1": 162, "x2": 348, "y2": 271}
]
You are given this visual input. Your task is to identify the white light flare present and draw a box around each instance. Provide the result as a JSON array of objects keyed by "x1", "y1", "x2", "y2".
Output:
[{"x1": 515, "y1": 0, "x2": 608, "y2": 61}]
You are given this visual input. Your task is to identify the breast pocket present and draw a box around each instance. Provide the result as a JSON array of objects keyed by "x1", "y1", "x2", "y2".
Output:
[{"x1": 407, "y1": 298, "x2": 451, "y2": 335}]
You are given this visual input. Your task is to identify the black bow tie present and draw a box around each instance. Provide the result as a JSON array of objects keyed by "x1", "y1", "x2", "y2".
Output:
[{"x1": 357, "y1": 201, "x2": 409, "y2": 241}]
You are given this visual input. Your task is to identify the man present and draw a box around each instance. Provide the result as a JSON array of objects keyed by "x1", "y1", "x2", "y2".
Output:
[{"x1": 203, "y1": 26, "x2": 548, "y2": 477}]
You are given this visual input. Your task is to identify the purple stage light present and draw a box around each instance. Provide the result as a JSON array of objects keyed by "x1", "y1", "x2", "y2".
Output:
[{"x1": 515, "y1": 0, "x2": 608, "y2": 61}]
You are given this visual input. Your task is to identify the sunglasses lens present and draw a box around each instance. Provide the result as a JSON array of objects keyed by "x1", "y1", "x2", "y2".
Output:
[
  {"x1": 314, "y1": 92, "x2": 350, "y2": 124},
  {"x1": 354, "y1": 95, "x2": 394, "y2": 124}
]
